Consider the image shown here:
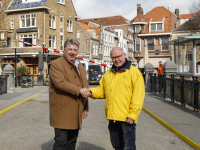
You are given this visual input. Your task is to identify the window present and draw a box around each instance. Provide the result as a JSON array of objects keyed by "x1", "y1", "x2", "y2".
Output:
[
  {"x1": 150, "y1": 23, "x2": 163, "y2": 31},
  {"x1": 135, "y1": 25, "x2": 141, "y2": 33},
  {"x1": 105, "y1": 34, "x2": 107, "y2": 43},
  {"x1": 135, "y1": 39, "x2": 140, "y2": 51},
  {"x1": 7, "y1": 37, "x2": 11, "y2": 47},
  {"x1": 60, "y1": 16, "x2": 63, "y2": 26},
  {"x1": 49, "y1": 15, "x2": 56, "y2": 29},
  {"x1": 60, "y1": 35, "x2": 63, "y2": 50},
  {"x1": 77, "y1": 32, "x2": 80, "y2": 38},
  {"x1": 49, "y1": 35, "x2": 56, "y2": 49},
  {"x1": 157, "y1": 23, "x2": 162, "y2": 30},
  {"x1": 67, "y1": 20, "x2": 73, "y2": 32},
  {"x1": 1, "y1": 33, "x2": 4, "y2": 40},
  {"x1": 150, "y1": 24, "x2": 156, "y2": 31},
  {"x1": 161, "y1": 37, "x2": 169, "y2": 51},
  {"x1": 11, "y1": 20, "x2": 14, "y2": 29},
  {"x1": 33, "y1": 67, "x2": 36, "y2": 74},
  {"x1": 19, "y1": 34, "x2": 36, "y2": 47},
  {"x1": 147, "y1": 38, "x2": 154, "y2": 51},
  {"x1": 57, "y1": 0, "x2": 65, "y2": 5},
  {"x1": 20, "y1": 14, "x2": 36, "y2": 28},
  {"x1": 93, "y1": 45, "x2": 95, "y2": 55},
  {"x1": 60, "y1": 16, "x2": 63, "y2": 50}
]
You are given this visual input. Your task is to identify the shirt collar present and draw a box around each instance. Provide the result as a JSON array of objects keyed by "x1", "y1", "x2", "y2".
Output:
[{"x1": 74, "y1": 59, "x2": 79, "y2": 67}]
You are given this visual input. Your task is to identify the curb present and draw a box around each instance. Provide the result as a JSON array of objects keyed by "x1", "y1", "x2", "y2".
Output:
[
  {"x1": 142, "y1": 107, "x2": 200, "y2": 150},
  {"x1": 0, "y1": 88, "x2": 49, "y2": 115}
]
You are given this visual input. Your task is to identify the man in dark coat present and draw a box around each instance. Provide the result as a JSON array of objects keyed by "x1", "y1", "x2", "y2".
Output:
[{"x1": 49, "y1": 38, "x2": 89, "y2": 150}]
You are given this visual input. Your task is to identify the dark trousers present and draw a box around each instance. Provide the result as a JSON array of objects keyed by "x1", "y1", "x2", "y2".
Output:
[
  {"x1": 53, "y1": 128, "x2": 79, "y2": 150},
  {"x1": 108, "y1": 120, "x2": 136, "y2": 150}
]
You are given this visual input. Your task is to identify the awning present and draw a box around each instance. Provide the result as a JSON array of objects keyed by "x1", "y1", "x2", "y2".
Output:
[{"x1": 164, "y1": 34, "x2": 200, "y2": 45}]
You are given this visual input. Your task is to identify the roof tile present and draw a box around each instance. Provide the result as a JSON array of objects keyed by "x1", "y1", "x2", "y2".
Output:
[{"x1": 7, "y1": 0, "x2": 47, "y2": 10}]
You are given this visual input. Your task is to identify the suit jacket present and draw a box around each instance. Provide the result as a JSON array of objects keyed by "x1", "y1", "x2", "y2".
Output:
[{"x1": 49, "y1": 55, "x2": 88, "y2": 129}]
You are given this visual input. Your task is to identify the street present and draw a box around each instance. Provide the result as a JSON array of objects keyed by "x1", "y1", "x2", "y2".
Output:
[{"x1": 0, "y1": 85, "x2": 194, "y2": 150}]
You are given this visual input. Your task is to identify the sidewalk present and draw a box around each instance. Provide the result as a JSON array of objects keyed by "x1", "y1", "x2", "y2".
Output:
[
  {"x1": 144, "y1": 92, "x2": 200, "y2": 148},
  {"x1": 0, "y1": 86, "x2": 48, "y2": 111}
]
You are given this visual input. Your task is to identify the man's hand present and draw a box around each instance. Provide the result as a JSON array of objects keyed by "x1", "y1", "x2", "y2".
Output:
[
  {"x1": 80, "y1": 88, "x2": 91, "y2": 98},
  {"x1": 126, "y1": 117, "x2": 134, "y2": 124},
  {"x1": 82, "y1": 110, "x2": 88, "y2": 119}
]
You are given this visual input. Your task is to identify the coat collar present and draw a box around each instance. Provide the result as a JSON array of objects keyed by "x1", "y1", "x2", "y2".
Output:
[{"x1": 111, "y1": 58, "x2": 132, "y2": 74}]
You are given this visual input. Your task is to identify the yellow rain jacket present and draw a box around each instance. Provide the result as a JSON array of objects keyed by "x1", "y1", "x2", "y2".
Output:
[{"x1": 90, "y1": 61, "x2": 145, "y2": 124}]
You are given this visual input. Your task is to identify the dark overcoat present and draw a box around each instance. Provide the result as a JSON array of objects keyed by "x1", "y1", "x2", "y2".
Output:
[{"x1": 49, "y1": 55, "x2": 88, "y2": 129}]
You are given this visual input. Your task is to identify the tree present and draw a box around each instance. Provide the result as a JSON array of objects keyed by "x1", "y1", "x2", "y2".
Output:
[
  {"x1": 176, "y1": 0, "x2": 200, "y2": 31},
  {"x1": 189, "y1": 0, "x2": 200, "y2": 14},
  {"x1": 17, "y1": 65, "x2": 29, "y2": 76}
]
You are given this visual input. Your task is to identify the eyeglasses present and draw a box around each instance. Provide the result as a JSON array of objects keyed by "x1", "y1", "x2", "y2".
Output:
[{"x1": 111, "y1": 53, "x2": 124, "y2": 60}]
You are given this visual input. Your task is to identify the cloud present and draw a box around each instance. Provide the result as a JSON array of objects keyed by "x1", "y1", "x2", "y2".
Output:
[{"x1": 72, "y1": 0, "x2": 192, "y2": 20}]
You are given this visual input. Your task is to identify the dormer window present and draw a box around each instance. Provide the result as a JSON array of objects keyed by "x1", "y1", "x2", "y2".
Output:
[
  {"x1": 150, "y1": 23, "x2": 162, "y2": 31},
  {"x1": 150, "y1": 23, "x2": 163, "y2": 31},
  {"x1": 135, "y1": 25, "x2": 141, "y2": 33},
  {"x1": 22, "y1": 0, "x2": 41, "y2": 3},
  {"x1": 57, "y1": 0, "x2": 65, "y2": 5}
]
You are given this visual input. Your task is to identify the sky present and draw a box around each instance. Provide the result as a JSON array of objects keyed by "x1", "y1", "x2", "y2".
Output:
[{"x1": 72, "y1": 0, "x2": 195, "y2": 20}]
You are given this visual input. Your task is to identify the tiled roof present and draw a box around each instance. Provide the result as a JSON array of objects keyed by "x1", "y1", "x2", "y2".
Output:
[
  {"x1": 179, "y1": 13, "x2": 195, "y2": 19},
  {"x1": 7, "y1": 0, "x2": 47, "y2": 10},
  {"x1": 78, "y1": 21, "x2": 100, "y2": 39},
  {"x1": 78, "y1": 15, "x2": 128, "y2": 26},
  {"x1": 130, "y1": 14, "x2": 145, "y2": 23},
  {"x1": 137, "y1": 6, "x2": 173, "y2": 33}
]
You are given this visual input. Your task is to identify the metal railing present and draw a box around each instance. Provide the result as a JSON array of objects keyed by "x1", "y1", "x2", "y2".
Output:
[
  {"x1": 0, "y1": 75, "x2": 8, "y2": 95},
  {"x1": 17, "y1": 75, "x2": 44, "y2": 86},
  {"x1": 149, "y1": 73, "x2": 199, "y2": 112}
]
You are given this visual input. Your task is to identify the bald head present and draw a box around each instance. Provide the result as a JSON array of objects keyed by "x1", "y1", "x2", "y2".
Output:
[
  {"x1": 110, "y1": 47, "x2": 126, "y2": 68},
  {"x1": 110, "y1": 47, "x2": 124, "y2": 56}
]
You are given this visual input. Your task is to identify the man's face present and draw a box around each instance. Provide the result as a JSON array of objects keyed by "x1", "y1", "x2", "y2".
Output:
[
  {"x1": 111, "y1": 48, "x2": 126, "y2": 68},
  {"x1": 64, "y1": 44, "x2": 78, "y2": 62}
]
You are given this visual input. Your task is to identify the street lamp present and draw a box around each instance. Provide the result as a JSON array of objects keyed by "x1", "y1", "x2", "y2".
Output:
[{"x1": 134, "y1": 50, "x2": 142, "y2": 69}]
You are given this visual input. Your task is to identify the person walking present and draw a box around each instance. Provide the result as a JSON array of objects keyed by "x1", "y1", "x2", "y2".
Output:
[
  {"x1": 49, "y1": 38, "x2": 89, "y2": 150},
  {"x1": 84, "y1": 47, "x2": 145, "y2": 150}
]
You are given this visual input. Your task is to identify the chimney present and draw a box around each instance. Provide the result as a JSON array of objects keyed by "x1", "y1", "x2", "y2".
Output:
[
  {"x1": 168, "y1": 5, "x2": 171, "y2": 11},
  {"x1": 137, "y1": 4, "x2": 143, "y2": 15},
  {"x1": 175, "y1": 8, "x2": 179, "y2": 19}
]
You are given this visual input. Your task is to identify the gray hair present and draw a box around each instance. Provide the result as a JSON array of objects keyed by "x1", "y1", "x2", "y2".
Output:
[
  {"x1": 110, "y1": 47, "x2": 125, "y2": 56},
  {"x1": 64, "y1": 38, "x2": 80, "y2": 50}
]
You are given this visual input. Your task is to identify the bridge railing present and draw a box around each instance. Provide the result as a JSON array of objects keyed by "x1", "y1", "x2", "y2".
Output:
[
  {"x1": 0, "y1": 75, "x2": 9, "y2": 95},
  {"x1": 148, "y1": 73, "x2": 199, "y2": 112}
]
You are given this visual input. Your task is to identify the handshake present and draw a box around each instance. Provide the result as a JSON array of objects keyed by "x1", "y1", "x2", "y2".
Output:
[{"x1": 80, "y1": 88, "x2": 91, "y2": 98}]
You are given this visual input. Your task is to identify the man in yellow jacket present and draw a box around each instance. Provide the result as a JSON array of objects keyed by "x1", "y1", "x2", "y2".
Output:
[{"x1": 86, "y1": 47, "x2": 145, "y2": 150}]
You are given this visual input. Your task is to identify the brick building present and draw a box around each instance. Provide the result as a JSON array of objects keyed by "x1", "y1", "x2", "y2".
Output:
[
  {"x1": 78, "y1": 15, "x2": 135, "y2": 64},
  {"x1": 0, "y1": 0, "x2": 78, "y2": 78},
  {"x1": 131, "y1": 4, "x2": 180, "y2": 70}
]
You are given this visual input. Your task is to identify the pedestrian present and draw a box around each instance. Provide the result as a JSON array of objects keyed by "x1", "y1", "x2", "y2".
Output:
[
  {"x1": 153, "y1": 68, "x2": 158, "y2": 75},
  {"x1": 84, "y1": 47, "x2": 145, "y2": 150},
  {"x1": 158, "y1": 61, "x2": 163, "y2": 75},
  {"x1": 49, "y1": 38, "x2": 89, "y2": 150}
]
